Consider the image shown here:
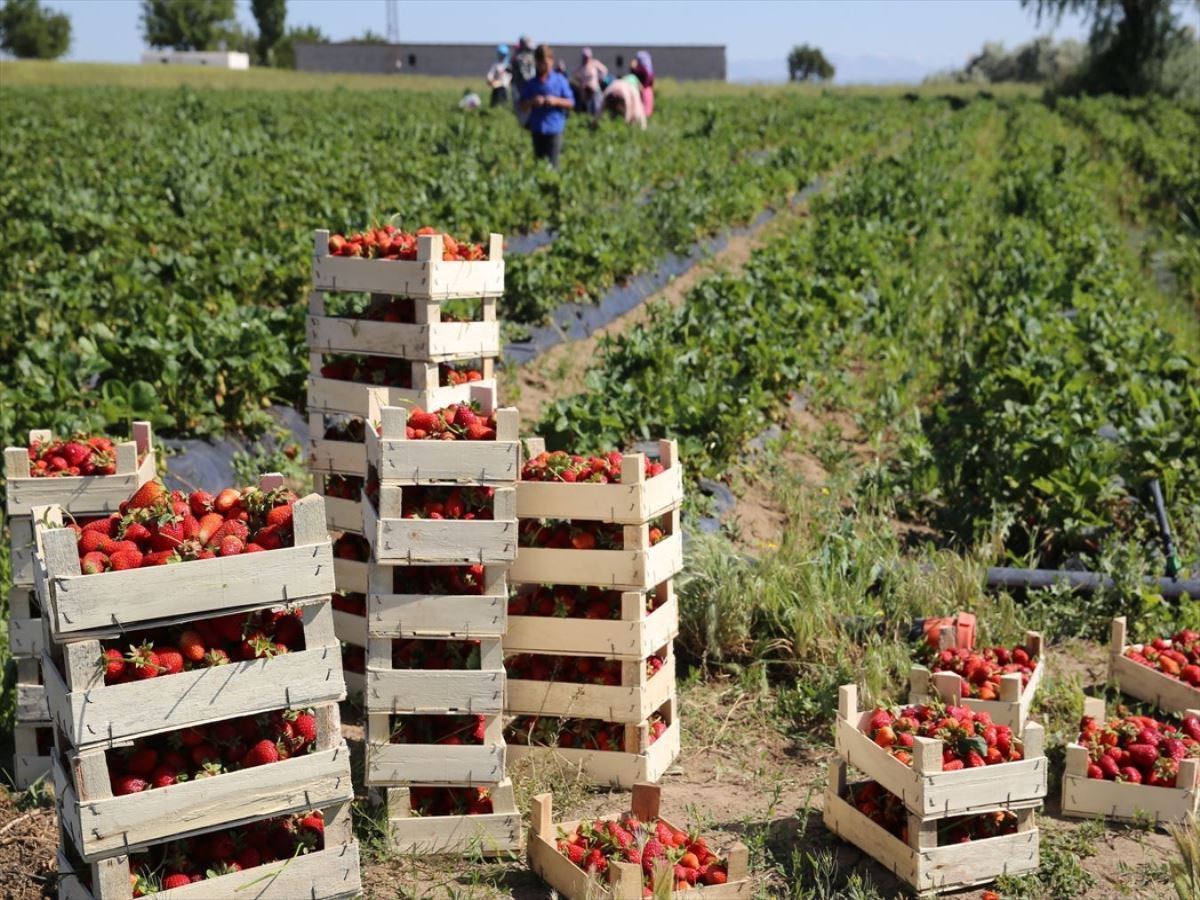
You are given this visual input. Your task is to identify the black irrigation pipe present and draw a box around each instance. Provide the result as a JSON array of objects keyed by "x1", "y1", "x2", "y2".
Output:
[{"x1": 984, "y1": 566, "x2": 1199, "y2": 600}]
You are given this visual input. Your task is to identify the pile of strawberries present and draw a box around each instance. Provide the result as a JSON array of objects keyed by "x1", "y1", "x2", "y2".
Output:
[
  {"x1": 333, "y1": 532, "x2": 370, "y2": 562},
  {"x1": 408, "y1": 785, "x2": 495, "y2": 817},
  {"x1": 365, "y1": 482, "x2": 497, "y2": 521},
  {"x1": 323, "y1": 474, "x2": 363, "y2": 501},
  {"x1": 921, "y1": 642, "x2": 1038, "y2": 700},
  {"x1": 865, "y1": 701, "x2": 1023, "y2": 769},
  {"x1": 522, "y1": 450, "x2": 665, "y2": 484},
  {"x1": 508, "y1": 584, "x2": 666, "y2": 619},
  {"x1": 506, "y1": 652, "x2": 665, "y2": 685},
  {"x1": 846, "y1": 780, "x2": 1018, "y2": 845},
  {"x1": 326, "y1": 225, "x2": 487, "y2": 261},
  {"x1": 72, "y1": 481, "x2": 297, "y2": 575},
  {"x1": 388, "y1": 564, "x2": 489, "y2": 595},
  {"x1": 388, "y1": 714, "x2": 488, "y2": 745},
  {"x1": 400, "y1": 402, "x2": 498, "y2": 441},
  {"x1": 332, "y1": 592, "x2": 367, "y2": 616},
  {"x1": 319, "y1": 355, "x2": 482, "y2": 388},
  {"x1": 106, "y1": 708, "x2": 318, "y2": 795},
  {"x1": 518, "y1": 518, "x2": 666, "y2": 551},
  {"x1": 391, "y1": 638, "x2": 482, "y2": 670},
  {"x1": 25, "y1": 433, "x2": 131, "y2": 477},
  {"x1": 506, "y1": 710, "x2": 669, "y2": 751},
  {"x1": 1078, "y1": 711, "x2": 1200, "y2": 786},
  {"x1": 323, "y1": 417, "x2": 366, "y2": 443},
  {"x1": 100, "y1": 608, "x2": 306, "y2": 684},
  {"x1": 555, "y1": 812, "x2": 730, "y2": 890},
  {"x1": 118, "y1": 810, "x2": 326, "y2": 896},
  {"x1": 1124, "y1": 629, "x2": 1200, "y2": 687}
]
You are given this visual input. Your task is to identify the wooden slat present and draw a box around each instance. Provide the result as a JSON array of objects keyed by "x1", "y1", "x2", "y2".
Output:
[
  {"x1": 505, "y1": 584, "x2": 678, "y2": 659},
  {"x1": 509, "y1": 531, "x2": 683, "y2": 591},
  {"x1": 365, "y1": 417, "x2": 520, "y2": 487},
  {"x1": 507, "y1": 717, "x2": 680, "y2": 789},
  {"x1": 363, "y1": 490, "x2": 517, "y2": 565},
  {"x1": 505, "y1": 652, "x2": 675, "y2": 723},
  {"x1": 307, "y1": 374, "x2": 496, "y2": 419},
  {"x1": 306, "y1": 436, "x2": 367, "y2": 477},
  {"x1": 308, "y1": 309, "x2": 500, "y2": 361},
  {"x1": 312, "y1": 233, "x2": 504, "y2": 299}
]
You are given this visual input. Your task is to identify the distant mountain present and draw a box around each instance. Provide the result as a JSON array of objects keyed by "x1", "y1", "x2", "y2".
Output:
[{"x1": 729, "y1": 52, "x2": 946, "y2": 85}]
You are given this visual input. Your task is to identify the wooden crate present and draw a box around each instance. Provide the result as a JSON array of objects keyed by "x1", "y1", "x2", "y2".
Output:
[
  {"x1": 32, "y1": 476, "x2": 335, "y2": 639},
  {"x1": 319, "y1": 489, "x2": 362, "y2": 535},
  {"x1": 365, "y1": 384, "x2": 519, "y2": 485},
  {"x1": 908, "y1": 630, "x2": 1044, "y2": 733},
  {"x1": 13, "y1": 723, "x2": 52, "y2": 790},
  {"x1": 833, "y1": 684, "x2": 1047, "y2": 819},
  {"x1": 505, "y1": 648, "x2": 676, "y2": 723},
  {"x1": 334, "y1": 556, "x2": 369, "y2": 594},
  {"x1": 1060, "y1": 697, "x2": 1200, "y2": 826},
  {"x1": 8, "y1": 585, "x2": 43, "y2": 659},
  {"x1": 368, "y1": 562, "x2": 507, "y2": 638},
  {"x1": 307, "y1": 287, "x2": 500, "y2": 362},
  {"x1": 823, "y1": 761, "x2": 1039, "y2": 896},
  {"x1": 505, "y1": 581, "x2": 678, "y2": 659},
  {"x1": 56, "y1": 799, "x2": 361, "y2": 900},
  {"x1": 366, "y1": 713, "x2": 505, "y2": 786},
  {"x1": 43, "y1": 599, "x2": 345, "y2": 751},
  {"x1": 55, "y1": 703, "x2": 353, "y2": 860},
  {"x1": 16, "y1": 660, "x2": 50, "y2": 722},
  {"x1": 510, "y1": 509, "x2": 683, "y2": 591},
  {"x1": 518, "y1": 438, "x2": 683, "y2": 525},
  {"x1": 332, "y1": 607, "x2": 367, "y2": 649},
  {"x1": 4, "y1": 423, "x2": 155, "y2": 518},
  {"x1": 366, "y1": 635, "x2": 505, "y2": 715},
  {"x1": 507, "y1": 699, "x2": 680, "y2": 789},
  {"x1": 1108, "y1": 616, "x2": 1200, "y2": 715},
  {"x1": 312, "y1": 229, "x2": 504, "y2": 300},
  {"x1": 362, "y1": 487, "x2": 517, "y2": 565},
  {"x1": 528, "y1": 782, "x2": 750, "y2": 899},
  {"x1": 386, "y1": 780, "x2": 523, "y2": 856},
  {"x1": 306, "y1": 414, "x2": 367, "y2": 478},
  {"x1": 307, "y1": 367, "x2": 496, "y2": 419},
  {"x1": 10, "y1": 514, "x2": 34, "y2": 585}
]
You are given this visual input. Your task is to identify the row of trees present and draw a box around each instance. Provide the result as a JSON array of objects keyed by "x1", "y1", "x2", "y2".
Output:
[{"x1": 0, "y1": 0, "x2": 329, "y2": 66}]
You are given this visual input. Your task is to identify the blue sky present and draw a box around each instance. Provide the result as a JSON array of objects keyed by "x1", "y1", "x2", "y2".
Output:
[{"x1": 49, "y1": 0, "x2": 1096, "y2": 83}]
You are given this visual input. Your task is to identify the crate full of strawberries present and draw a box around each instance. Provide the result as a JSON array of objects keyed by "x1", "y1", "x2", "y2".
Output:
[
  {"x1": 529, "y1": 782, "x2": 748, "y2": 899},
  {"x1": 1110, "y1": 616, "x2": 1200, "y2": 715}
]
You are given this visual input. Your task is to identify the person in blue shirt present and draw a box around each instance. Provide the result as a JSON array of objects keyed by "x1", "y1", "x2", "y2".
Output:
[{"x1": 519, "y1": 44, "x2": 575, "y2": 169}]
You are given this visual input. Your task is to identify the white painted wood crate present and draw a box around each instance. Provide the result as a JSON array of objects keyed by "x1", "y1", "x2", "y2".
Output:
[
  {"x1": 13, "y1": 723, "x2": 52, "y2": 790},
  {"x1": 1108, "y1": 616, "x2": 1200, "y2": 715},
  {"x1": 368, "y1": 562, "x2": 508, "y2": 638},
  {"x1": 505, "y1": 581, "x2": 678, "y2": 660},
  {"x1": 307, "y1": 365, "x2": 495, "y2": 420},
  {"x1": 505, "y1": 647, "x2": 675, "y2": 724},
  {"x1": 8, "y1": 585, "x2": 43, "y2": 659},
  {"x1": 56, "y1": 798, "x2": 361, "y2": 900},
  {"x1": 1061, "y1": 697, "x2": 1200, "y2": 827},
  {"x1": 362, "y1": 487, "x2": 517, "y2": 565},
  {"x1": 908, "y1": 629, "x2": 1044, "y2": 734},
  {"x1": 312, "y1": 229, "x2": 504, "y2": 300},
  {"x1": 528, "y1": 783, "x2": 750, "y2": 899},
  {"x1": 43, "y1": 598, "x2": 345, "y2": 751},
  {"x1": 386, "y1": 780, "x2": 522, "y2": 856},
  {"x1": 823, "y1": 760, "x2": 1039, "y2": 896},
  {"x1": 366, "y1": 712, "x2": 506, "y2": 786},
  {"x1": 365, "y1": 635, "x2": 505, "y2": 715},
  {"x1": 833, "y1": 684, "x2": 1048, "y2": 819},
  {"x1": 54, "y1": 703, "x2": 352, "y2": 861}
]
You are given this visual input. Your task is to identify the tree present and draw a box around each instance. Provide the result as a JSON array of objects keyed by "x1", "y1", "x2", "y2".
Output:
[
  {"x1": 787, "y1": 44, "x2": 835, "y2": 82},
  {"x1": 1023, "y1": 0, "x2": 1197, "y2": 95},
  {"x1": 0, "y1": 0, "x2": 70, "y2": 59},
  {"x1": 251, "y1": 0, "x2": 285, "y2": 66},
  {"x1": 140, "y1": 0, "x2": 235, "y2": 51},
  {"x1": 357, "y1": 29, "x2": 388, "y2": 45},
  {"x1": 273, "y1": 23, "x2": 325, "y2": 69}
]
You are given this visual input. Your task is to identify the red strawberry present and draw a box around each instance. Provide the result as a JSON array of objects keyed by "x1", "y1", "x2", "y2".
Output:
[
  {"x1": 265, "y1": 504, "x2": 293, "y2": 529},
  {"x1": 196, "y1": 512, "x2": 224, "y2": 545},
  {"x1": 79, "y1": 530, "x2": 116, "y2": 554},
  {"x1": 151, "y1": 765, "x2": 180, "y2": 788},
  {"x1": 299, "y1": 813, "x2": 324, "y2": 835},
  {"x1": 179, "y1": 630, "x2": 206, "y2": 662},
  {"x1": 127, "y1": 643, "x2": 161, "y2": 679},
  {"x1": 82, "y1": 516, "x2": 119, "y2": 537},
  {"x1": 1127, "y1": 744, "x2": 1159, "y2": 772},
  {"x1": 109, "y1": 549, "x2": 144, "y2": 571},
  {"x1": 80, "y1": 551, "x2": 109, "y2": 575},
  {"x1": 214, "y1": 488, "x2": 242, "y2": 514},
  {"x1": 123, "y1": 746, "x2": 159, "y2": 776},
  {"x1": 289, "y1": 711, "x2": 317, "y2": 747},
  {"x1": 127, "y1": 481, "x2": 165, "y2": 511},
  {"x1": 242, "y1": 739, "x2": 280, "y2": 767},
  {"x1": 219, "y1": 535, "x2": 245, "y2": 556},
  {"x1": 113, "y1": 775, "x2": 148, "y2": 795},
  {"x1": 141, "y1": 549, "x2": 176, "y2": 566},
  {"x1": 162, "y1": 874, "x2": 191, "y2": 890},
  {"x1": 103, "y1": 648, "x2": 126, "y2": 682},
  {"x1": 156, "y1": 648, "x2": 184, "y2": 676}
]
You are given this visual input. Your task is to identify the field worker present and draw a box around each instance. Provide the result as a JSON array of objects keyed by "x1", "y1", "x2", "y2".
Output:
[
  {"x1": 520, "y1": 43, "x2": 575, "y2": 168},
  {"x1": 510, "y1": 36, "x2": 537, "y2": 124},
  {"x1": 598, "y1": 76, "x2": 646, "y2": 129},
  {"x1": 459, "y1": 89, "x2": 482, "y2": 111},
  {"x1": 630, "y1": 50, "x2": 655, "y2": 118},
  {"x1": 487, "y1": 44, "x2": 511, "y2": 107},
  {"x1": 573, "y1": 47, "x2": 608, "y2": 116}
]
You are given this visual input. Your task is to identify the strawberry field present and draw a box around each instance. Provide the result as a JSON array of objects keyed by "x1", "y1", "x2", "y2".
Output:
[{"x1": 1, "y1": 65, "x2": 1200, "y2": 899}]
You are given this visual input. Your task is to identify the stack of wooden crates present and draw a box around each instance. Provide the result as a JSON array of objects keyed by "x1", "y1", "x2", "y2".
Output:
[
  {"x1": 4, "y1": 424, "x2": 155, "y2": 790},
  {"x1": 504, "y1": 437, "x2": 684, "y2": 787},
  {"x1": 305, "y1": 229, "x2": 504, "y2": 700},
  {"x1": 31, "y1": 475, "x2": 360, "y2": 899}
]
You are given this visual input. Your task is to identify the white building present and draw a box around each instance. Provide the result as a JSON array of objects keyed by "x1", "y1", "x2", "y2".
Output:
[{"x1": 141, "y1": 51, "x2": 250, "y2": 70}]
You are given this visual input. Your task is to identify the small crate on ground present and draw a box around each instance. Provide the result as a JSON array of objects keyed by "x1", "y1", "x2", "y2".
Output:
[
  {"x1": 54, "y1": 703, "x2": 352, "y2": 860},
  {"x1": 366, "y1": 713, "x2": 506, "y2": 786},
  {"x1": 908, "y1": 630, "x2": 1044, "y2": 734},
  {"x1": 505, "y1": 581, "x2": 678, "y2": 659},
  {"x1": 369, "y1": 562, "x2": 507, "y2": 638},
  {"x1": 1060, "y1": 697, "x2": 1200, "y2": 826},
  {"x1": 362, "y1": 486, "x2": 517, "y2": 565},
  {"x1": 527, "y1": 782, "x2": 750, "y2": 899},
  {"x1": 1108, "y1": 616, "x2": 1200, "y2": 715},
  {"x1": 823, "y1": 760, "x2": 1039, "y2": 896},
  {"x1": 505, "y1": 646, "x2": 675, "y2": 723},
  {"x1": 385, "y1": 780, "x2": 522, "y2": 856},
  {"x1": 365, "y1": 635, "x2": 505, "y2": 715},
  {"x1": 56, "y1": 798, "x2": 361, "y2": 900},
  {"x1": 834, "y1": 684, "x2": 1047, "y2": 818}
]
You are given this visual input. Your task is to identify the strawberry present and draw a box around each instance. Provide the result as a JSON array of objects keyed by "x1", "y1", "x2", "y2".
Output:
[
  {"x1": 113, "y1": 775, "x2": 148, "y2": 795},
  {"x1": 219, "y1": 535, "x2": 245, "y2": 556},
  {"x1": 265, "y1": 504, "x2": 293, "y2": 529},
  {"x1": 196, "y1": 512, "x2": 224, "y2": 545},
  {"x1": 127, "y1": 643, "x2": 161, "y2": 679},
  {"x1": 156, "y1": 647, "x2": 184, "y2": 676},
  {"x1": 289, "y1": 711, "x2": 318, "y2": 748},
  {"x1": 299, "y1": 813, "x2": 324, "y2": 835},
  {"x1": 127, "y1": 481, "x2": 165, "y2": 511},
  {"x1": 80, "y1": 551, "x2": 109, "y2": 575},
  {"x1": 214, "y1": 488, "x2": 242, "y2": 514},
  {"x1": 79, "y1": 530, "x2": 116, "y2": 554},
  {"x1": 123, "y1": 746, "x2": 158, "y2": 776},
  {"x1": 162, "y1": 874, "x2": 191, "y2": 890},
  {"x1": 110, "y1": 549, "x2": 143, "y2": 570},
  {"x1": 1127, "y1": 743, "x2": 1159, "y2": 772},
  {"x1": 243, "y1": 739, "x2": 280, "y2": 767},
  {"x1": 103, "y1": 648, "x2": 127, "y2": 682},
  {"x1": 179, "y1": 629, "x2": 206, "y2": 662}
]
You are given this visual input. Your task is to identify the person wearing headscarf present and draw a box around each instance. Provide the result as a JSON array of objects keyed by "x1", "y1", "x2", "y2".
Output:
[
  {"x1": 510, "y1": 36, "x2": 537, "y2": 124},
  {"x1": 597, "y1": 75, "x2": 646, "y2": 129},
  {"x1": 630, "y1": 50, "x2": 655, "y2": 118},
  {"x1": 573, "y1": 47, "x2": 608, "y2": 117},
  {"x1": 487, "y1": 44, "x2": 512, "y2": 108}
]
